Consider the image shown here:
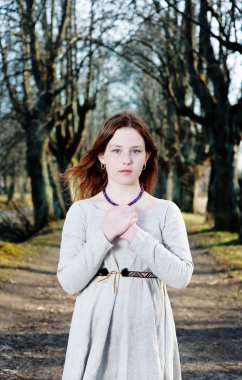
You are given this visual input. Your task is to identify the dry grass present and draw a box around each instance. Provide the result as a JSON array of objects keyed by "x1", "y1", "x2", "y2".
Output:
[
  {"x1": 0, "y1": 220, "x2": 63, "y2": 287},
  {"x1": 184, "y1": 212, "x2": 242, "y2": 301}
]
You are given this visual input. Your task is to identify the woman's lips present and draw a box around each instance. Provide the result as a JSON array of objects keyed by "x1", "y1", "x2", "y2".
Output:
[{"x1": 119, "y1": 170, "x2": 132, "y2": 174}]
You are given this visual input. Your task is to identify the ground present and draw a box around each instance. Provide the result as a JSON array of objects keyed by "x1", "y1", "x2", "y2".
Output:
[{"x1": 0, "y1": 220, "x2": 241, "y2": 380}]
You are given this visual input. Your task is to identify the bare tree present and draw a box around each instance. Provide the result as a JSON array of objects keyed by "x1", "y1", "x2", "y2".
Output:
[
  {"x1": 111, "y1": 0, "x2": 242, "y2": 232},
  {"x1": 0, "y1": 0, "x2": 100, "y2": 230},
  {"x1": 0, "y1": 115, "x2": 26, "y2": 203}
]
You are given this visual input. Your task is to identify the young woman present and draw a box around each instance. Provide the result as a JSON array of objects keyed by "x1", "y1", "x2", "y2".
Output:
[{"x1": 57, "y1": 112, "x2": 193, "y2": 380}]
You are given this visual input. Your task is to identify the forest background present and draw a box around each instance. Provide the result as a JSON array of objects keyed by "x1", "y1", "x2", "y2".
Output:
[
  {"x1": 0, "y1": 0, "x2": 242, "y2": 243},
  {"x1": 1, "y1": 2, "x2": 242, "y2": 378}
]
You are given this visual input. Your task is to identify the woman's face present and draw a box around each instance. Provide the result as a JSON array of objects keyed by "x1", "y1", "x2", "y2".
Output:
[{"x1": 98, "y1": 127, "x2": 150, "y2": 186}]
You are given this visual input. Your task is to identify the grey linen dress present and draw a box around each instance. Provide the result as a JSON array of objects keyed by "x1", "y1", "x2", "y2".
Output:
[{"x1": 57, "y1": 198, "x2": 193, "y2": 380}]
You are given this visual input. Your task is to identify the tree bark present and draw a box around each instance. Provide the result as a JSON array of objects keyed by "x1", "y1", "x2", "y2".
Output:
[
  {"x1": 55, "y1": 154, "x2": 72, "y2": 212},
  {"x1": 153, "y1": 159, "x2": 169, "y2": 199},
  {"x1": 212, "y1": 139, "x2": 239, "y2": 231},
  {"x1": 180, "y1": 170, "x2": 195, "y2": 212},
  {"x1": 47, "y1": 155, "x2": 67, "y2": 219},
  {"x1": 25, "y1": 128, "x2": 49, "y2": 231},
  {"x1": 7, "y1": 179, "x2": 15, "y2": 203},
  {"x1": 206, "y1": 158, "x2": 215, "y2": 225},
  {"x1": 171, "y1": 167, "x2": 181, "y2": 206}
]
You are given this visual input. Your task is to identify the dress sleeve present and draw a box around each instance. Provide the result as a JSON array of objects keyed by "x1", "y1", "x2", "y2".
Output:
[
  {"x1": 57, "y1": 202, "x2": 113, "y2": 295},
  {"x1": 128, "y1": 201, "x2": 194, "y2": 289}
]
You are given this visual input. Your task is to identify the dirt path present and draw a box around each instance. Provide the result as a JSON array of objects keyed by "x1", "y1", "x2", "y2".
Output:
[{"x1": 0, "y1": 224, "x2": 241, "y2": 380}]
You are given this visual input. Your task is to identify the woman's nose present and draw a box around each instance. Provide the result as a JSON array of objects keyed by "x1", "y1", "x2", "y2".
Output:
[{"x1": 122, "y1": 152, "x2": 132, "y2": 164}]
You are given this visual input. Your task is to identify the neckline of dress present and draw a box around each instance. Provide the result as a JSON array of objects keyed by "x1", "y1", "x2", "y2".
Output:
[{"x1": 86, "y1": 198, "x2": 161, "y2": 214}]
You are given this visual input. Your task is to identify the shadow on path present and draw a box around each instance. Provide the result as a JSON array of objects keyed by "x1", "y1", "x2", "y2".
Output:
[{"x1": 0, "y1": 266, "x2": 56, "y2": 276}]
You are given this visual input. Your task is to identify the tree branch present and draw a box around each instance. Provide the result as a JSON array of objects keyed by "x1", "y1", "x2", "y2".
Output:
[
  {"x1": 0, "y1": 36, "x2": 21, "y2": 113},
  {"x1": 160, "y1": 0, "x2": 242, "y2": 53}
]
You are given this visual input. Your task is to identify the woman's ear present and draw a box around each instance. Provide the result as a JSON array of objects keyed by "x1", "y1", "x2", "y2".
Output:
[
  {"x1": 145, "y1": 151, "x2": 151, "y2": 162},
  {"x1": 98, "y1": 153, "x2": 104, "y2": 164}
]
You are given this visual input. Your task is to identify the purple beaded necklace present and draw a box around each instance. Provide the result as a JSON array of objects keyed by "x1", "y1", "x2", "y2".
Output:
[{"x1": 102, "y1": 185, "x2": 144, "y2": 206}]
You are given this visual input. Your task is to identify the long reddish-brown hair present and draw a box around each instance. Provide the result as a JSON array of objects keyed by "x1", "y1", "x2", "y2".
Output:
[{"x1": 60, "y1": 112, "x2": 158, "y2": 201}]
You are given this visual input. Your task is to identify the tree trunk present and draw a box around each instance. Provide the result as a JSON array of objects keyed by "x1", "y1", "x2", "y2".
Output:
[
  {"x1": 153, "y1": 160, "x2": 169, "y2": 199},
  {"x1": 180, "y1": 170, "x2": 195, "y2": 212},
  {"x1": 212, "y1": 141, "x2": 239, "y2": 231},
  {"x1": 20, "y1": 172, "x2": 28, "y2": 203},
  {"x1": 56, "y1": 154, "x2": 72, "y2": 211},
  {"x1": 47, "y1": 155, "x2": 67, "y2": 218},
  {"x1": 7, "y1": 176, "x2": 15, "y2": 203},
  {"x1": 26, "y1": 131, "x2": 49, "y2": 231},
  {"x1": 170, "y1": 161, "x2": 195, "y2": 211},
  {"x1": 206, "y1": 158, "x2": 215, "y2": 226},
  {"x1": 171, "y1": 167, "x2": 181, "y2": 205}
]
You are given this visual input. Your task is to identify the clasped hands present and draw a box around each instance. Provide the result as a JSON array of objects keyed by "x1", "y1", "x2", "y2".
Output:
[{"x1": 100, "y1": 205, "x2": 139, "y2": 243}]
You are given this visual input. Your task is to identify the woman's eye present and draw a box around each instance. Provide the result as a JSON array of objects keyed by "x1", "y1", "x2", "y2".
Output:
[{"x1": 111, "y1": 149, "x2": 141, "y2": 154}]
